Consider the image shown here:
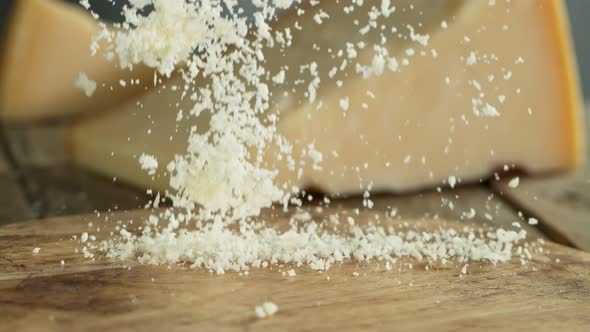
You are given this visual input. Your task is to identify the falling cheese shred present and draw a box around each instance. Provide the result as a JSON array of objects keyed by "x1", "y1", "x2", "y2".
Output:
[{"x1": 74, "y1": 72, "x2": 97, "y2": 97}]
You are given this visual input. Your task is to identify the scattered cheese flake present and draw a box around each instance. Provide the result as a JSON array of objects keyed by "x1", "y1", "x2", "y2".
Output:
[
  {"x1": 100, "y1": 214, "x2": 530, "y2": 274},
  {"x1": 461, "y1": 264, "x2": 469, "y2": 275},
  {"x1": 139, "y1": 154, "x2": 159, "y2": 176},
  {"x1": 255, "y1": 302, "x2": 279, "y2": 319},
  {"x1": 75, "y1": 72, "x2": 97, "y2": 97},
  {"x1": 273, "y1": 0, "x2": 294, "y2": 10},
  {"x1": 508, "y1": 177, "x2": 520, "y2": 188},
  {"x1": 466, "y1": 52, "x2": 477, "y2": 66},
  {"x1": 339, "y1": 97, "x2": 349, "y2": 110},
  {"x1": 448, "y1": 176, "x2": 457, "y2": 189},
  {"x1": 272, "y1": 70, "x2": 286, "y2": 85}
]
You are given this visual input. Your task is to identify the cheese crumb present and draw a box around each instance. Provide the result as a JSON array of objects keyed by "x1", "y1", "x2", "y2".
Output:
[
  {"x1": 255, "y1": 302, "x2": 279, "y2": 319},
  {"x1": 139, "y1": 154, "x2": 159, "y2": 176},
  {"x1": 75, "y1": 72, "x2": 97, "y2": 97},
  {"x1": 508, "y1": 177, "x2": 520, "y2": 188},
  {"x1": 339, "y1": 97, "x2": 350, "y2": 110},
  {"x1": 448, "y1": 176, "x2": 457, "y2": 189},
  {"x1": 466, "y1": 52, "x2": 477, "y2": 66},
  {"x1": 460, "y1": 264, "x2": 469, "y2": 275},
  {"x1": 273, "y1": 0, "x2": 294, "y2": 10},
  {"x1": 101, "y1": 215, "x2": 530, "y2": 274}
]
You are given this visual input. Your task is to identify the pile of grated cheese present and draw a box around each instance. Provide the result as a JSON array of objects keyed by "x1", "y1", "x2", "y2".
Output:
[
  {"x1": 77, "y1": 0, "x2": 537, "y2": 274},
  {"x1": 84, "y1": 209, "x2": 534, "y2": 274}
]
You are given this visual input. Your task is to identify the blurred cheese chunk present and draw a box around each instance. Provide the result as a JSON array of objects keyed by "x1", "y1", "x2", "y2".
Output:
[
  {"x1": 0, "y1": 0, "x2": 152, "y2": 122},
  {"x1": 70, "y1": 0, "x2": 584, "y2": 195}
]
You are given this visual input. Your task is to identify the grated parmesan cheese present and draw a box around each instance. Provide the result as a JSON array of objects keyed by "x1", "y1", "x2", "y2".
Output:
[
  {"x1": 448, "y1": 176, "x2": 457, "y2": 189},
  {"x1": 75, "y1": 72, "x2": 97, "y2": 97},
  {"x1": 508, "y1": 177, "x2": 520, "y2": 188},
  {"x1": 87, "y1": 209, "x2": 533, "y2": 275},
  {"x1": 139, "y1": 154, "x2": 159, "y2": 176},
  {"x1": 74, "y1": 0, "x2": 539, "y2": 275},
  {"x1": 255, "y1": 302, "x2": 279, "y2": 318}
]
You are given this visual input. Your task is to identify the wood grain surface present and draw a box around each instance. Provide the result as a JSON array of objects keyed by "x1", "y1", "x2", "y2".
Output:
[
  {"x1": 357, "y1": 186, "x2": 546, "y2": 239},
  {"x1": 0, "y1": 175, "x2": 34, "y2": 224},
  {"x1": 1, "y1": 209, "x2": 588, "y2": 332},
  {"x1": 0, "y1": 126, "x2": 12, "y2": 173},
  {"x1": 493, "y1": 174, "x2": 590, "y2": 252},
  {"x1": 0, "y1": 148, "x2": 7, "y2": 173},
  {"x1": 0, "y1": 128, "x2": 34, "y2": 223},
  {"x1": 491, "y1": 116, "x2": 590, "y2": 251}
]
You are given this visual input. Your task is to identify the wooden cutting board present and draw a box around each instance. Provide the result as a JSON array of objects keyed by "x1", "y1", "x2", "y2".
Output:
[{"x1": 1, "y1": 209, "x2": 589, "y2": 332}]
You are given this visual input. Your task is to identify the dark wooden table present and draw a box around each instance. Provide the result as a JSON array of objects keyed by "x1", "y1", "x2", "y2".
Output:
[
  {"x1": 1, "y1": 210, "x2": 589, "y2": 332},
  {"x1": 1, "y1": 115, "x2": 589, "y2": 251}
]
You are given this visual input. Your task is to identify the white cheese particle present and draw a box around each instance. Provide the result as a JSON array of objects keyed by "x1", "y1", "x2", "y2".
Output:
[
  {"x1": 460, "y1": 264, "x2": 468, "y2": 275},
  {"x1": 139, "y1": 154, "x2": 158, "y2": 176},
  {"x1": 448, "y1": 176, "x2": 457, "y2": 189},
  {"x1": 272, "y1": 70, "x2": 286, "y2": 85},
  {"x1": 79, "y1": 0, "x2": 91, "y2": 10},
  {"x1": 256, "y1": 302, "x2": 279, "y2": 319},
  {"x1": 273, "y1": 0, "x2": 294, "y2": 10},
  {"x1": 339, "y1": 97, "x2": 349, "y2": 110},
  {"x1": 508, "y1": 177, "x2": 520, "y2": 188},
  {"x1": 75, "y1": 72, "x2": 97, "y2": 97},
  {"x1": 466, "y1": 52, "x2": 477, "y2": 66}
]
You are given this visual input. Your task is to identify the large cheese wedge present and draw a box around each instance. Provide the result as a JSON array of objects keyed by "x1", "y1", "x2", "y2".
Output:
[
  {"x1": 70, "y1": 0, "x2": 584, "y2": 195},
  {"x1": 0, "y1": 0, "x2": 153, "y2": 122}
]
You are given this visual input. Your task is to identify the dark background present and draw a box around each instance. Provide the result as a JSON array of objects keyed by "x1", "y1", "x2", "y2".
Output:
[
  {"x1": 567, "y1": 0, "x2": 590, "y2": 100},
  {"x1": 1, "y1": 0, "x2": 589, "y2": 99}
]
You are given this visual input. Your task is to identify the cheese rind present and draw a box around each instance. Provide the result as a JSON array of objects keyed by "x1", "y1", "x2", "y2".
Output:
[
  {"x1": 0, "y1": 0, "x2": 152, "y2": 122},
  {"x1": 548, "y1": 0, "x2": 586, "y2": 168},
  {"x1": 69, "y1": 0, "x2": 584, "y2": 195}
]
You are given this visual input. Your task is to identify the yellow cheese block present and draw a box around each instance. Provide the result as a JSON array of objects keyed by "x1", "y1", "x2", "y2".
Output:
[
  {"x1": 0, "y1": 0, "x2": 153, "y2": 122},
  {"x1": 70, "y1": 0, "x2": 584, "y2": 195}
]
